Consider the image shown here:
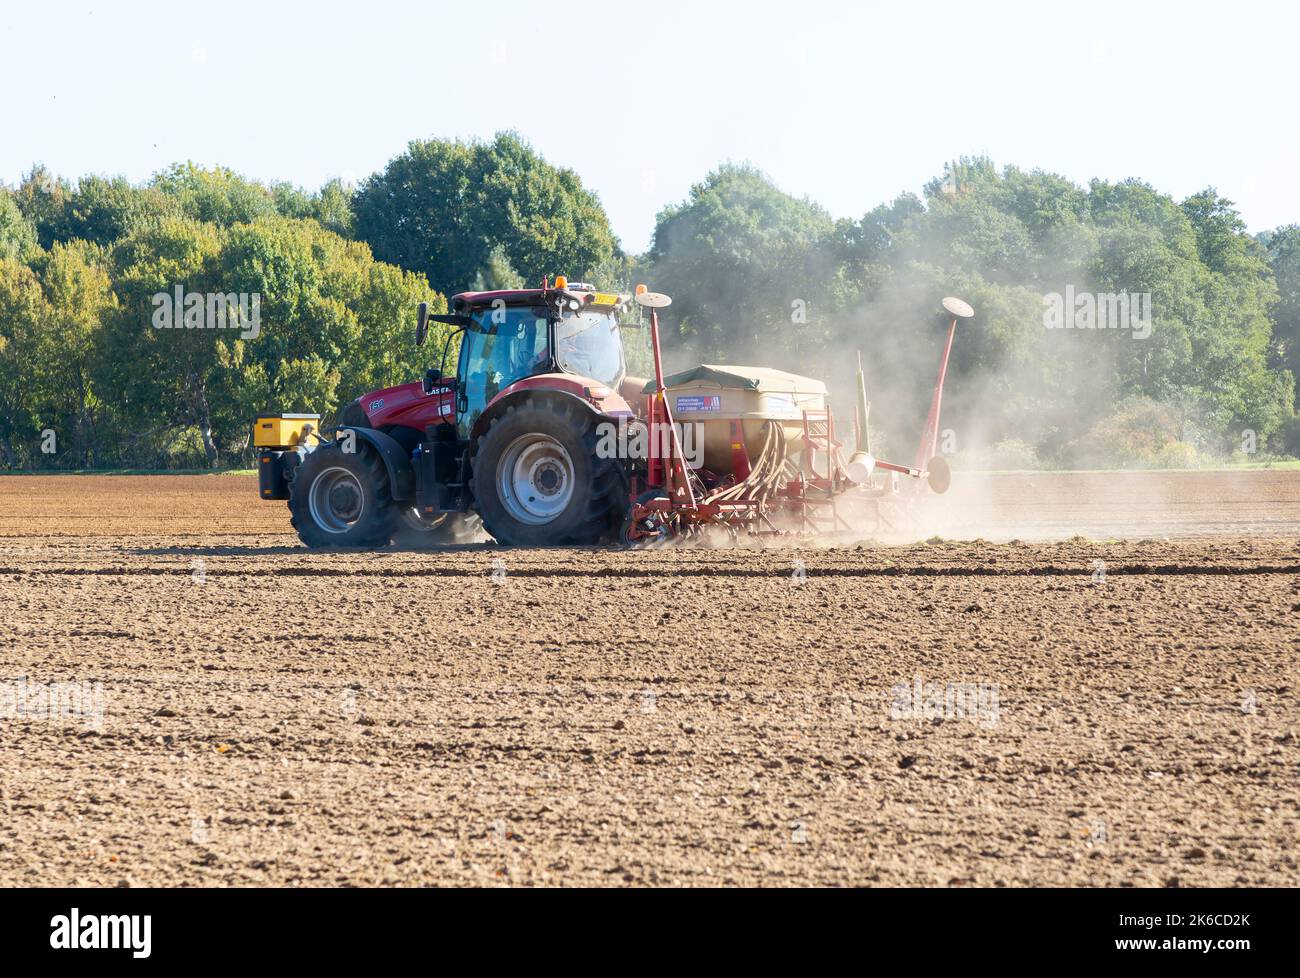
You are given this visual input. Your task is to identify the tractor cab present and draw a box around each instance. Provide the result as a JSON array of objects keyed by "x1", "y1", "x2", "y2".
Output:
[
  {"x1": 423, "y1": 282, "x2": 630, "y2": 437},
  {"x1": 445, "y1": 283, "x2": 630, "y2": 436}
]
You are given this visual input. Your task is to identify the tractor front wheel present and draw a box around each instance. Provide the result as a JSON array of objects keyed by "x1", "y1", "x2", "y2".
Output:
[
  {"x1": 288, "y1": 444, "x2": 396, "y2": 548},
  {"x1": 470, "y1": 398, "x2": 628, "y2": 547}
]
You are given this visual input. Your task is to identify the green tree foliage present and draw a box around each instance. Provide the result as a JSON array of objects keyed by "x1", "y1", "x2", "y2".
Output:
[
  {"x1": 40, "y1": 241, "x2": 119, "y2": 465},
  {"x1": 101, "y1": 216, "x2": 243, "y2": 465},
  {"x1": 0, "y1": 161, "x2": 438, "y2": 469},
  {"x1": 354, "y1": 131, "x2": 617, "y2": 296},
  {"x1": 151, "y1": 163, "x2": 281, "y2": 226},
  {"x1": 150, "y1": 163, "x2": 357, "y2": 235},
  {"x1": 647, "y1": 158, "x2": 1296, "y2": 462},
  {"x1": 0, "y1": 240, "x2": 118, "y2": 466},
  {"x1": 646, "y1": 164, "x2": 835, "y2": 364},
  {"x1": 1, "y1": 149, "x2": 1295, "y2": 471},
  {"x1": 0, "y1": 256, "x2": 48, "y2": 466},
  {"x1": 314, "y1": 178, "x2": 357, "y2": 238},
  {"x1": 46, "y1": 176, "x2": 182, "y2": 247},
  {"x1": 94, "y1": 215, "x2": 445, "y2": 468},
  {"x1": 0, "y1": 190, "x2": 39, "y2": 260},
  {"x1": 1260, "y1": 224, "x2": 1300, "y2": 398},
  {"x1": 13, "y1": 165, "x2": 71, "y2": 248}
]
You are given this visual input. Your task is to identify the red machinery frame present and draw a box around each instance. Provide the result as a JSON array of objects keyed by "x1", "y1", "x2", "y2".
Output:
[{"x1": 624, "y1": 299, "x2": 965, "y2": 543}]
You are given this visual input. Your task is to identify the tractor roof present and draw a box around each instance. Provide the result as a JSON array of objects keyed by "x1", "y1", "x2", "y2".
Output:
[
  {"x1": 451, "y1": 286, "x2": 629, "y2": 311},
  {"x1": 451, "y1": 289, "x2": 546, "y2": 308}
]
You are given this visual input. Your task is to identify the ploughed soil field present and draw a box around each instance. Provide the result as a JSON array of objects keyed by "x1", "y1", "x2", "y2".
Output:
[{"x1": 1, "y1": 471, "x2": 1297, "y2": 887}]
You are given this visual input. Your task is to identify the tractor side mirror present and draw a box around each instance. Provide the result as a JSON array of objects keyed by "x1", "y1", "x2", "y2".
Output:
[{"x1": 416, "y1": 301, "x2": 429, "y2": 347}]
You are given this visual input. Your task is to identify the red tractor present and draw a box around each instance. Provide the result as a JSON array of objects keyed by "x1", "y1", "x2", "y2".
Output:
[
  {"x1": 256, "y1": 279, "x2": 640, "y2": 548},
  {"x1": 254, "y1": 280, "x2": 969, "y2": 548}
]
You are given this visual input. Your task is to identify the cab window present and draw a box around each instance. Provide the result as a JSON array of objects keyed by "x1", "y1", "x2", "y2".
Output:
[{"x1": 459, "y1": 307, "x2": 549, "y2": 433}]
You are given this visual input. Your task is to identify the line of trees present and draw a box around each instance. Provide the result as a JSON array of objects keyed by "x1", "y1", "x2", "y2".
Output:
[
  {"x1": 648, "y1": 161, "x2": 1298, "y2": 467},
  {"x1": 1, "y1": 134, "x2": 1297, "y2": 470}
]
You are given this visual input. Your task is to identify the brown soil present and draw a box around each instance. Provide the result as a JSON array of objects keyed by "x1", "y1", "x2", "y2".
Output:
[{"x1": 0, "y1": 472, "x2": 1297, "y2": 886}]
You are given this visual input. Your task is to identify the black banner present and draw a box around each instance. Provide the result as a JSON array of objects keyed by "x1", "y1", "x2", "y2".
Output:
[{"x1": 0, "y1": 886, "x2": 1281, "y2": 967}]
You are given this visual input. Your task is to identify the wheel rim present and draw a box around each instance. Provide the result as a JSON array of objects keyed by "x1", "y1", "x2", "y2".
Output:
[
  {"x1": 307, "y1": 466, "x2": 365, "y2": 533},
  {"x1": 496, "y1": 433, "x2": 575, "y2": 525}
]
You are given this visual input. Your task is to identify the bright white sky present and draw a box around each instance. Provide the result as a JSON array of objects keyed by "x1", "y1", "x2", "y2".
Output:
[{"x1": 4, "y1": 0, "x2": 1297, "y2": 252}]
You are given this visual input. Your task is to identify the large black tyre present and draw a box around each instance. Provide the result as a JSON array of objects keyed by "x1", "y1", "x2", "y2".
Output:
[
  {"x1": 470, "y1": 397, "x2": 628, "y2": 546},
  {"x1": 288, "y1": 444, "x2": 397, "y2": 548}
]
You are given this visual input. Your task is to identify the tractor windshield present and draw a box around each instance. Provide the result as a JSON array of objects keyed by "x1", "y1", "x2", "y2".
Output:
[{"x1": 555, "y1": 309, "x2": 624, "y2": 388}]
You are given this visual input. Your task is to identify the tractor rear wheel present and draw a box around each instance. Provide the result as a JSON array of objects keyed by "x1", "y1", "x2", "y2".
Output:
[
  {"x1": 289, "y1": 444, "x2": 396, "y2": 548},
  {"x1": 470, "y1": 397, "x2": 628, "y2": 547}
]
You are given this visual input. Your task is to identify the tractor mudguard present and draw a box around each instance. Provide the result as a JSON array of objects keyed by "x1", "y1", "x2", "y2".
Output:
[
  {"x1": 471, "y1": 376, "x2": 633, "y2": 441},
  {"x1": 337, "y1": 426, "x2": 416, "y2": 501}
]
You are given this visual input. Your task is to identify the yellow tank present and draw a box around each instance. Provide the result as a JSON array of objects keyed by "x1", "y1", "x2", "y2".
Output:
[
  {"x1": 644, "y1": 365, "x2": 827, "y2": 474},
  {"x1": 253, "y1": 413, "x2": 319, "y2": 449}
]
